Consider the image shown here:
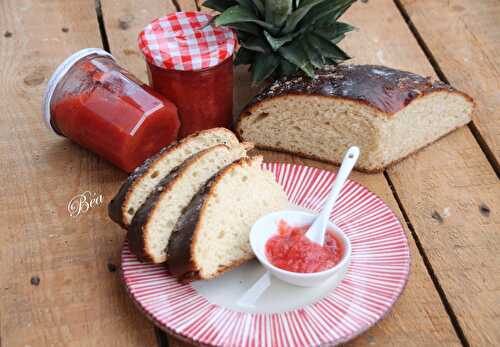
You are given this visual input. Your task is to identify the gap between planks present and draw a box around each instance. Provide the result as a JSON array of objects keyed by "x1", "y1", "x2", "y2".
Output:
[
  {"x1": 94, "y1": 0, "x2": 110, "y2": 52},
  {"x1": 393, "y1": 0, "x2": 500, "y2": 178},
  {"x1": 383, "y1": 172, "x2": 471, "y2": 347},
  {"x1": 390, "y1": 0, "x2": 498, "y2": 345},
  {"x1": 171, "y1": 0, "x2": 181, "y2": 12},
  {"x1": 93, "y1": 1, "x2": 170, "y2": 346}
]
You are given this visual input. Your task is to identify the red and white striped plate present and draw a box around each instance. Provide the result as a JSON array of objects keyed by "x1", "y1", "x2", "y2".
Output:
[{"x1": 122, "y1": 163, "x2": 410, "y2": 346}]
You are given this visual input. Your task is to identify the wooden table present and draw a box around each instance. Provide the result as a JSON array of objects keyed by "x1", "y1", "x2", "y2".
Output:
[{"x1": 1, "y1": 0, "x2": 499, "y2": 346}]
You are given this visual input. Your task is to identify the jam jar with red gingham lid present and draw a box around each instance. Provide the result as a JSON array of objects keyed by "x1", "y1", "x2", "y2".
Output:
[{"x1": 139, "y1": 12, "x2": 237, "y2": 137}]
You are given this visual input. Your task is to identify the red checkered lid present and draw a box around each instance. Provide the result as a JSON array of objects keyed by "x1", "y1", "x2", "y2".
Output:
[{"x1": 138, "y1": 12, "x2": 236, "y2": 71}]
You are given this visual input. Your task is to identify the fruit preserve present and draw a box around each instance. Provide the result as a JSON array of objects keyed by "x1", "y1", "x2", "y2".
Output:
[
  {"x1": 265, "y1": 220, "x2": 344, "y2": 273},
  {"x1": 43, "y1": 48, "x2": 180, "y2": 172},
  {"x1": 138, "y1": 12, "x2": 236, "y2": 138}
]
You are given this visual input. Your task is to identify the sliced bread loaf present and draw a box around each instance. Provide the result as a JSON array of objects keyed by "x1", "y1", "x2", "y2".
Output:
[
  {"x1": 109, "y1": 128, "x2": 240, "y2": 228},
  {"x1": 235, "y1": 65, "x2": 474, "y2": 172},
  {"x1": 167, "y1": 156, "x2": 289, "y2": 281},
  {"x1": 127, "y1": 144, "x2": 248, "y2": 263}
]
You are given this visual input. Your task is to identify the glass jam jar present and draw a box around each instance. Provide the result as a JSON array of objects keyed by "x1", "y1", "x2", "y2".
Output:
[
  {"x1": 138, "y1": 12, "x2": 237, "y2": 138},
  {"x1": 43, "y1": 48, "x2": 180, "y2": 172}
]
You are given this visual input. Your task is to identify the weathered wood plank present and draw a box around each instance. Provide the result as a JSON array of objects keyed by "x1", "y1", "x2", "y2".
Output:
[
  {"x1": 399, "y1": 0, "x2": 500, "y2": 173},
  {"x1": 100, "y1": 0, "x2": 176, "y2": 82},
  {"x1": 98, "y1": 0, "x2": 180, "y2": 345},
  {"x1": 0, "y1": 0, "x2": 157, "y2": 345},
  {"x1": 341, "y1": 1, "x2": 500, "y2": 346},
  {"x1": 179, "y1": 0, "x2": 199, "y2": 12}
]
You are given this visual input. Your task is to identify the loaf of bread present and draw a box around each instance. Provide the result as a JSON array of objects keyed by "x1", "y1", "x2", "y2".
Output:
[
  {"x1": 109, "y1": 128, "x2": 240, "y2": 227},
  {"x1": 168, "y1": 156, "x2": 289, "y2": 281},
  {"x1": 235, "y1": 64, "x2": 474, "y2": 172},
  {"x1": 127, "y1": 144, "x2": 248, "y2": 263}
]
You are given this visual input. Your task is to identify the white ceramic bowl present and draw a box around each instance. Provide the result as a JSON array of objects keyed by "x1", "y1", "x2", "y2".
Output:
[{"x1": 250, "y1": 211, "x2": 352, "y2": 287}]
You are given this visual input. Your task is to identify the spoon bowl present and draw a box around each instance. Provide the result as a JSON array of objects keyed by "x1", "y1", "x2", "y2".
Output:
[{"x1": 250, "y1": 211, "x2": 352, "y2": 287}]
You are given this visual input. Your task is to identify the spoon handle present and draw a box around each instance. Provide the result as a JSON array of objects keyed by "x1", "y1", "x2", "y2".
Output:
[
  {"x1": 307, "y1": 147, "x2": 360, "y2": 245},
  {"x1": 237, "y1": 271, "x2": 272, "y2": 308},
  {"x1": 322, "y1": 146, "x2": 360, "y2": 217}
]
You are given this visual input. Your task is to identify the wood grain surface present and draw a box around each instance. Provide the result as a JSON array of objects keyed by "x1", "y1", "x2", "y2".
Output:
[
  {"x1": 0, "y1": 0, "x2": 156, "y2": 345},
  {"x1": 400, "y1": 0, "x2": 500, "y2": 173},
  {"x1": 1, "y1": 0, "x2": 498, "y2": 346},
  {"x1": 100, "y1": 0, "x2": 177, "y2": 82},
  {"x1": 342, "y1": 1, "x2": 500, "y2": 346}
]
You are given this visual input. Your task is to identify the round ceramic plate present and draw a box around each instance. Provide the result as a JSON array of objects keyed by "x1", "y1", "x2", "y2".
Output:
[{"x1": 122, "y1": 163, "x2": 410, "y2": 347}]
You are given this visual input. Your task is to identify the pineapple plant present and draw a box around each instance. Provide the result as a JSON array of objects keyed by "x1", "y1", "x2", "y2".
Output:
[{"x1": 203, "y1": 0, "x2": 357, "y2": 84}]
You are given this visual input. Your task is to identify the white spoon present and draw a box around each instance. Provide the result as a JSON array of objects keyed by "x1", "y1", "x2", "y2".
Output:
[
  {"x1": 238, "y1": 147, "x2": 360, "y2": 308},
  {"x1": 304, "y1": 146, "x2": 360, "y2": 246}
]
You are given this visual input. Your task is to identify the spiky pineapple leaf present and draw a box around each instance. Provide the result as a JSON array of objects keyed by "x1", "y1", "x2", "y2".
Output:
[
  {"x1": 265, "y1": 0, "x2": 293, "y2": 28},
  {"x1": 252, "y1": 0, "x2": 265, "y2": 16},
  {"x1": 203, "y1": 0, "x2": 238, "y2": 12},
  {"x1": 299, "y1": 0, "x2": 355, "y2": 28},
  {"x1": 234, "y1": 47, "x2": 256, "y2": 65},
  {"x1": 302, "y1": 39, "x2": 324, "y2": 68},
  {"x1": 208, "y1": 0, "x2": 356, "y2": 84},
  {"x1": 263, "y1": 30, "x2": 300, "y2": 51},
  {"x1": 241, "y1": 36, "x2": 271, "y2": 53},
  {"x1": 326, "y1": 0, "x2": 356, "y2": 23},
  {"x1": 228, "y1": 22, "x2": 262, "y2": 35},
  {"x1": 331, "y1": 22, "x2": 356, "y2": 36},
  {"x1": 279, "y1": 41, "x2": 315, "y2": 77},
  {"x1": 316, "y1": 22, "x2": 355, "y2": 43},
  {"x1": 332, "y1": 33, "x2": 345, "y2": 44},
  {"x1": 278, "y1": 58, "x2": 298, "y2": 76},
  {"x1": 214, "y1": 5, "x2": 279, "y2": 34},
  {"x1": 251, "y1": 52, "x2": 280, "y2": 85},
  {"x1": 235, "y1": 0, "x2": 258, "y2": 13},
  {"x1": 306, "y1": 33, "x2": 350, "y2": 61},
  {"x1": 235, "y1": 30, "x2": 251, "y2": 42},
  {"x1": 282, "y1": 0, "x2": 326, "y2": 34}
]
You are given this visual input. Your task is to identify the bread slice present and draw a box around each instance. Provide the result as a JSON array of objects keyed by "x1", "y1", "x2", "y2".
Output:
[
  {"x1": 127, "y1": 144, "x2": 248, "y2": 263},
  {"x1": 109, "y1": 128, "x2": 240, "y2": 227},
  {"x1": 235, "y1": 65, "x2": 474, "y2": 172},
  {"x1": 167, "y1": 156, "x2": 289, "y2": 281}
]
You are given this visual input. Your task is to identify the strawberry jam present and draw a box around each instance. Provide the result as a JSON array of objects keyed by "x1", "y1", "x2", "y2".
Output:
[
  {"x1": 265, "y1": 220, "x2": 344, "y2": 273},
  {"x1": 46, "y1": 50, "x2": 180, "y2": 172}
]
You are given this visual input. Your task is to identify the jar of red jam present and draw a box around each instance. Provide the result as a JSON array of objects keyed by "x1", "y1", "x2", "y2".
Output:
[
  {"x1": 43, "y1": 48, "x2": 180, "y2": 172},
  {"x1": 138, "y1": 12, "x2": 236, "y2": 137}
]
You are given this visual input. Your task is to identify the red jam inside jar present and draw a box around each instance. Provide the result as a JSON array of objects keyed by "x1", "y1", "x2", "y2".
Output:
[
  {"x1": 139, "y1": 12, "x2": 236, "y2": 138},
  {"x1": 147, "y1": 58, "x2": 234, "y2": 138},
  {"x1": 265, "y1": 220, "x2": 344, "y2": 273},
  {"x1": 47, "y1": 50, "x2": 180, "y2": 172}
]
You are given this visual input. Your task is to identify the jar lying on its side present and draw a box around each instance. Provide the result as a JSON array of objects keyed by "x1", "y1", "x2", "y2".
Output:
[
  {"x1": 43, "y1": 48, "x2": 180, "y2": 172},
  {"x1": 138, "y1": 12, "x2": 237, "y2": 138}
]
